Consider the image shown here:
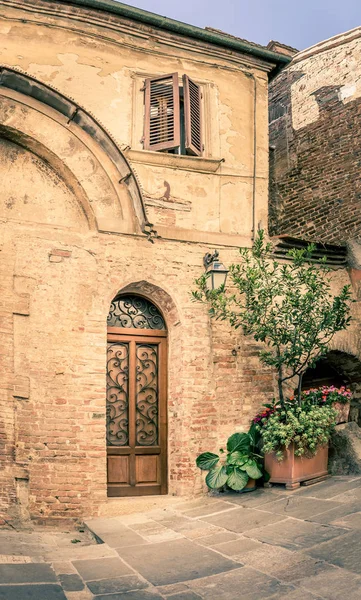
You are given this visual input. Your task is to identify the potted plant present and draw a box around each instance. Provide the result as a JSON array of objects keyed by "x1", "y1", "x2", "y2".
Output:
[
  {"x1": 252, "y1": 399, "x2": 337, "y2": 489},
  {"x1": 302, "y1": 386, "x2": 352, "y2": 424},
  {"x1": 196, "y1": 431, "x2": 263, "y2": 492},
  {"x1": 193, "y1": 230, "x2": 353, "y2": 488}
]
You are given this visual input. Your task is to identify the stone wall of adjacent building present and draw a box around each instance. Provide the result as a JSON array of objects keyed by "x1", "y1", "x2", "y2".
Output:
[
  {"x1": 268, "y1": 29, "x2": 361, "y2": 442},
  {"x1": 269, "y1": 28, "x2": 361, "y2": 244}
]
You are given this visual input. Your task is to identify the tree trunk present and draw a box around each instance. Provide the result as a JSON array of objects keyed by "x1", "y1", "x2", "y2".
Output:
[
  {"x1": 297, "y1": 372, "x2": 303, "y2": 406},
  {"x1": 278, "y1": 365, "x2": 284, "y2": 405}
]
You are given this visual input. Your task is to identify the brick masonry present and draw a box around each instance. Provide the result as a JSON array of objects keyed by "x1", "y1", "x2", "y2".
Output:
[
  {"x1": 269, "y1": 31, "x2": 361, "y2": 244},
  {"x1": 0, "y1": 0, "x2": 279, "y2": 521}
]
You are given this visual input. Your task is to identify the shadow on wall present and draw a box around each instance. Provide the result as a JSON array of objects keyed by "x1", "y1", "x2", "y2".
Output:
[
  {"x1": 302, "y1": 351, "x2": 361, "y2": 476},
  {"x1": 302, "y1": 350, "x2": 361, "y2": 426},
  {"x1": 269, "y1": 73, "x2": 361, "y2": 244}
]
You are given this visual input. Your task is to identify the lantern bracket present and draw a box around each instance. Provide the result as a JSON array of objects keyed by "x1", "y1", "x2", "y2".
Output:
[{"x1": 203, "y1": 250, "x2": 219, "y2": 269}]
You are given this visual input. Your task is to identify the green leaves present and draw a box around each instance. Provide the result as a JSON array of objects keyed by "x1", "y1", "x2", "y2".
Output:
[
  {"x1": 244, "y1": 460, "x2": 262, "y2": 480},
  {"x1": 196, "y1": 431, "x2": 264, "y2": 491},
  {"x1": 192, "y1": 229, "x2": 353, "y2": 405},
  {"x1": 260, "y1": 403, "x2": 337, "y2": 458},
  {"x1": 205, "y1": 465, "x2": 228, "y2": 489},
  {"x1": 227, "y1": 451, "x2": 248, "y2": 466},
  {"x1": 227, "y1": 433, "x2": 250, "y2": 454},
  {"x1": 196, "y1": 452, "x2": 219, "y2": 470},
  {"x1": 227, "y1": 467, "x2": 249, "y2": 491}
]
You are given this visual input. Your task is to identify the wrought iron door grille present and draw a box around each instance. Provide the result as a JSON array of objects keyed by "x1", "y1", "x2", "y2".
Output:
[
  {"x1": 136, "y1": 344, "x2": 159, "y2": 446},
  {"x1": 106, "y1": 342, "x2": 129, "y2": 446},
  {"x1": 107, "y1": 295, "x2": 166, "y2": 330}
]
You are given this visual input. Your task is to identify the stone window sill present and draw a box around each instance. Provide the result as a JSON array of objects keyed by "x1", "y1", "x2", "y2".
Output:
[{"x1": 123, "y1": 148, "x2": 224, "y2": 173}]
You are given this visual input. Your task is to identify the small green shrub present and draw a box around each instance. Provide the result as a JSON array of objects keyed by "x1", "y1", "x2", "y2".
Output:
[
  {"x1": 196, "y1": 431, "x2": 264, "y2": 491},
  {"x1": 253, "y1": 400, "x2": 337, "y2": 460}
]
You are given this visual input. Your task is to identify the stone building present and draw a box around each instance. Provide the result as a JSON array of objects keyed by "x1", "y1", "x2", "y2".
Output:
[
  {"x1": 0, "y1": 0, "x2": 291, "y2": 521},
  {"x1": 269, "y1": 30, "x2": 361, "y2": 432}
]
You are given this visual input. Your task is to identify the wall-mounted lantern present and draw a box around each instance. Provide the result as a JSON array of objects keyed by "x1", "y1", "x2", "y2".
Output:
[{"x1": 203, "y1": 250, "x2": 229, "y2": 291}]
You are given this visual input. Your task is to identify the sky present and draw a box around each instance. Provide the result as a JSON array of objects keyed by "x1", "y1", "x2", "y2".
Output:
[{"x1": 117, "y1": 0, "x2": 361, "y2": 51}]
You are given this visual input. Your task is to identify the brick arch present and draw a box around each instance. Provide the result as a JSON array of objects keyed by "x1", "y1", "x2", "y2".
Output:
[
  {"x1": 111, "y1": 280, "x2": 182, "y2": 331},
  {"x1": 303, "y1": 350, "x2": 361, "y2": 388},
  {"x1": 106, "y1": 280, "x2": 184, "y2": 495},
  {"x1": 302, "y1": 350, "x2": 361, "y2": 425},
  {"x1": 0, "y1": 66, "x2": 156, "y2": 238}
]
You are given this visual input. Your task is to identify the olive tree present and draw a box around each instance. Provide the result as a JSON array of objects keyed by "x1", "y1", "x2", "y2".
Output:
[{"x1": 193, "y1": 230, "x2": 353, "y2": 405}]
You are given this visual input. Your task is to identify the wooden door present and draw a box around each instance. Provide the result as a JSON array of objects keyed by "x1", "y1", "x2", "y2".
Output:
[{"x1": 106, "y1": 325, "x2": 167, "y2": 497}]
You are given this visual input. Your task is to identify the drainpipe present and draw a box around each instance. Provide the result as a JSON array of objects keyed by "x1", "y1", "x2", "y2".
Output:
[{"x1": 243, "y1": 72, "x2": 257, "y2": 241}]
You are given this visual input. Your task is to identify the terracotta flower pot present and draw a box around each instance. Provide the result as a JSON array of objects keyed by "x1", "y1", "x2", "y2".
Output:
[
  {"x1": 264, "y1": 443, "x2": 328, "y2": 490},
  {"x1": 225, "y1": 478, "x2": 256, "y2": 494},
  {"x1": 333, "y1": 402, "x2": 350, "y2": 424},
  {"x1": 241, "y1": 478, "x2": 256, "y2": 493}
]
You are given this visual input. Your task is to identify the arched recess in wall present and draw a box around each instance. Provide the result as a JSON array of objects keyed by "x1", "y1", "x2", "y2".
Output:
[
  {"x1": 106, "y1": 292, "x2": 168, "y2": 497},
  {"x1": 302, "y1": 350, "x2": 361, "y2": 425},
  {"x1": 0, "y1": 66, "x2": 157, "y2": 238}
]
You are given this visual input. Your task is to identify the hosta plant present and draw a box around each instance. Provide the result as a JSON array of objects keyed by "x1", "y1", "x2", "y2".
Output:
[{"x1": 196, "y1": 432, "x2": 263, "y2": 491}]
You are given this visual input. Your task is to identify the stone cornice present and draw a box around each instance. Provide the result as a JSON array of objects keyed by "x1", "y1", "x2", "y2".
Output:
[{"x1": 1, "y1": 0, "x2": 289, "y2": 75}]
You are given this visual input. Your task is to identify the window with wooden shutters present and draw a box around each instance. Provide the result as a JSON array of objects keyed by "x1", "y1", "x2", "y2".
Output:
[
  {"x1": 183, "y1": 75, "x2": 203, "y2": 156},
  {"x1": 144, "y1": 73, "x2": 180, "y2": 152},
  {"x1": 143, "y1": 73, "x2": 204, "y2": 156}
]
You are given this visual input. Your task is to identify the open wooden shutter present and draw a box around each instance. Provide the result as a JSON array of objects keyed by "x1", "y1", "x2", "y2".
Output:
[
  {"x1": 144, "y1": 73, "x2": 180, "y2": 152},
  {"x1": 183, "y1": 75, "x2": 203, "y2": 156}
]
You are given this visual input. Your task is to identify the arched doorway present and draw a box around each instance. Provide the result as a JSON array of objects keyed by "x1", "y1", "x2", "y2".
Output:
[{"x1": 106, "y1": 294, "x2": 168, "y2": 496}]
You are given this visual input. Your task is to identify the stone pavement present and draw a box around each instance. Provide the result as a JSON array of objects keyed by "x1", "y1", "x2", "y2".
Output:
[{"x1": 1, "y1": 476, "x2": 361, "y2": 599}]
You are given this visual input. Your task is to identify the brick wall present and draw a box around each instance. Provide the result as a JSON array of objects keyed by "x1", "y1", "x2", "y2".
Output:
[{"x1": 269, "y1": 33, "x2": 361, "y2": 244}]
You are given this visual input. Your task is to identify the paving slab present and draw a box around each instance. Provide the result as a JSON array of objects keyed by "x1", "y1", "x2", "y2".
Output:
[
  {"x1": 86, "y1": 574, "x2": 148, "y2": 595},
  {"x1": 50, "y1": 544, "x2": 118, "y2": 561},
  {"x1": 117, "y1": 538, "x2": 239, "y2": 586},
  {"x1": 93, "y1": 592, "x2": 163, "y2": 600},
  {"x1": 64, "y1": 590, "x2": 93, "y2": 600},
  {"x1": 149, "y1": 515, "x2": 192, "y2": 528},
  {"x1": 160, "y1": 520, "x2": 223, "y2": 540},
  {"x1": 259, "y1": 496, "x2": 342, "y2": 519},
  {"x1": 187, "y1": 566, "x2": 295, "y2": 599},
  {"x1": 166, "y1": 593, "x2": 202, "y2": 599},
  {"x1": 0, "y1": 584, "x2": 67, "y2": 600},
  {"x1": 329, "y1": 484, "x2": 361, "y2": 502},
  {"x1": 0, "y1": 562, "x2": 57, "y2": 583},
  {"x1": 296, "y1": 565, "x2": 361, "y2": 599},
  {"x1": 194, "y1": 532, "x2": 240, "y2": 547},
  {"x1": 223, "y1": 489, "x2": 288, "y2": 508},
  {"x1": 175, "y1": 499, "x2": 220, "y2": 511},
  {"x1": 91, "y1": 529, "x2": 148, "y2": 548},
  {"x1": 277, "y1": 591, "x2": 323, "y2": 600},
  {"x1": 306, "y1": 500, "x2": 361, "y2": 524},
  {"x1": 157, "y1": 583, "x2": 191, "y2": 595},
  {"x1": 72, "y1": 557, "x2": 133, "y2": 581},
  {"x1": 238, "y1": 541, "x2": 332, "y2": 584},
  {"x1": 201, "y1": 507, "x2": 287, "y2": 533},
  {"x1": 52, "y1": 561, "x2": 78, "y2": 575},
  {"x1": 244, "y1": 517, "x2": 348, "y2": 550},
  {"x1": 306, "y1": 529, "x2": 361, "y2": 574},
  {"x1": 209, "y1": 537, "x2": 264, "y2": 559},
  {"x1": 58, "y1": 573, "x2": 85, "y2": 591},
  {"x1": 126, "y1": 522, "x2": 183, "y2": 542},
  {"x1": 179, "y1": 502, "x2": 236, "y2": 519},
  {"x1": 1, "y1": 477, "x2": 361, "y2": 599},
  {"x1": 293, "y1": 477, "x2": 361, "y2": 499},
  {"x1": 330, "y1": 510, "x2": 361, "y2": 528}
]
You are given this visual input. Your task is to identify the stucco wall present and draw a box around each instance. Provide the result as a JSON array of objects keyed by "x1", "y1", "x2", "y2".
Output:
[
  {"x1": 0, "y1": 0, "x2": 278, "y2": 521},
  {"x1": 1, "y1": 0, "x2": 272, "y2": 243}
]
